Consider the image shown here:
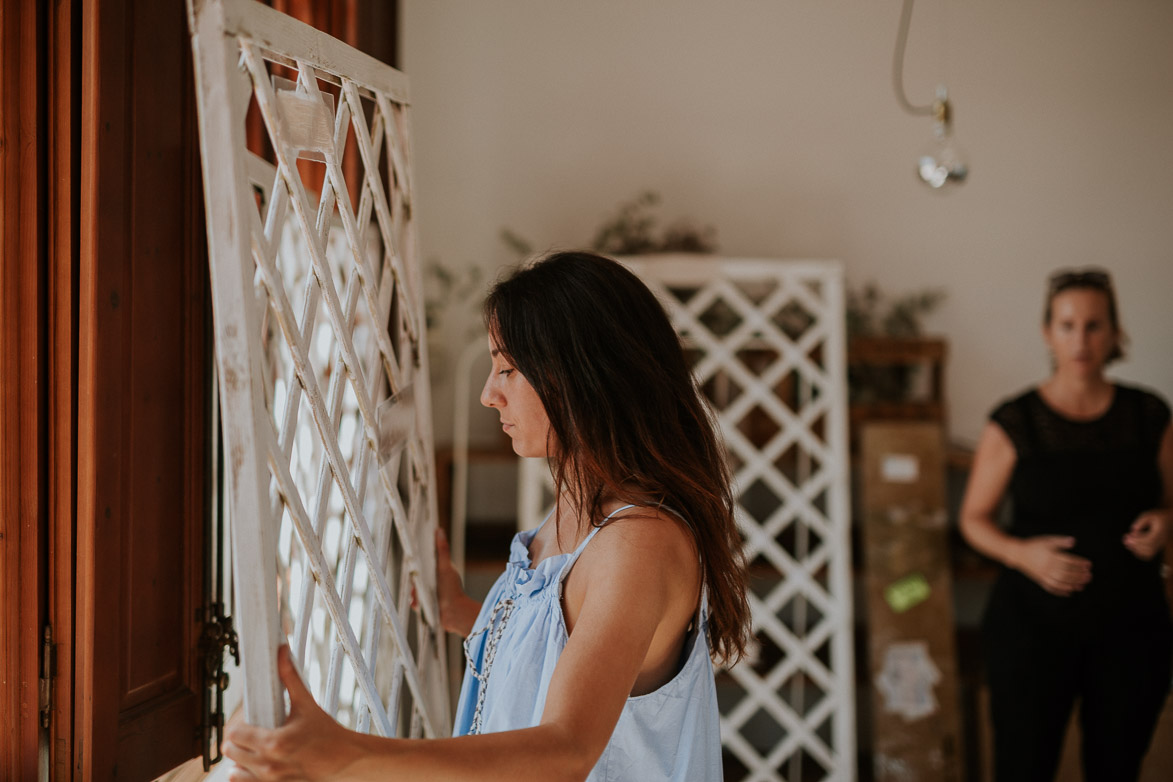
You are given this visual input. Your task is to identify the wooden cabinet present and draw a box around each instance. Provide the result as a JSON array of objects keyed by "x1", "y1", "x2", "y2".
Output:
[{"x1": 847, "y1": 337, "x2": 947, "y2": 452}]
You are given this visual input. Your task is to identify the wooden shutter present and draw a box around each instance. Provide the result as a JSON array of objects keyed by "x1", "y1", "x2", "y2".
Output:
[
  {"x1": 13, "y1": 2, "x2": 400, "y2": 778},
  {"x1": 74, "y1": 0, "x2": 209, "y2": 777}
]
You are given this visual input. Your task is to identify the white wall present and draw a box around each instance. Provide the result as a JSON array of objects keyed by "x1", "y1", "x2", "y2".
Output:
[{"x1": 401, "y1": 0, "x2": 1173, "y2": 448}]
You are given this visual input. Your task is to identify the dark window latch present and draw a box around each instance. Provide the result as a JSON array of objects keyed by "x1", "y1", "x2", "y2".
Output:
[{"x1": 198, "y1": 603, "x2": 241, "y2": 770}]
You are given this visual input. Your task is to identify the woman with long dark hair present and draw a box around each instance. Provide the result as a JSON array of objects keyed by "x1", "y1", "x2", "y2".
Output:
[
  {"x1": 960, "y1": 268, "x2": 1172, "y2": 781},
  {"x1": 225, "y1": 251, "x2": 750, "y2": 781}
]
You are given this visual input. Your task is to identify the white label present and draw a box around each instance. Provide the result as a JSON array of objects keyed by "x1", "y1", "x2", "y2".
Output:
[
  {"x1": 880, "y1": 453, "x2": 919, "y2": 483},
  {"x1": 875, "y1": 641, "x2": 941, "y2": 721}
]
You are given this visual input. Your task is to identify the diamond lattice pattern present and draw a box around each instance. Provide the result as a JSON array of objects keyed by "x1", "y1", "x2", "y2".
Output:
[
  {"x1": 190, "y1": 0, "x2": 448, "y2": 738},
  {"x1": 635, "y1": 259, "x2": 854, "y2": 782},
  {"x1": 518, "y1": 259, "x2": 853, "y2": 779}
]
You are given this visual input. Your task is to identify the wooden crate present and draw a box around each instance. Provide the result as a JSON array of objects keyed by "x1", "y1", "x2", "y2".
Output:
[{"x1": 860, "y1": 421, "x2": 964, "y2": 781}]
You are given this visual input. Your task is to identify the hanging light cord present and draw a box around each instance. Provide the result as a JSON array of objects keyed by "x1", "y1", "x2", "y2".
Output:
[{"x1": 892, "y1": 0, "x2": 936, "y2": 116}]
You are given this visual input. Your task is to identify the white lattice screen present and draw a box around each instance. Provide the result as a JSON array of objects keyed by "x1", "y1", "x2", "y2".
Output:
[
  {"x1": 519, "y1": 256, "x2": 855, "y2": 781},
  {"x1": 188, "y1": 0, "x2": 448, "y2": 737}
]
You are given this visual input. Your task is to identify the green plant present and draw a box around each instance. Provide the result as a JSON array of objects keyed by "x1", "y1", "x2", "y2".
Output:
[
  {"x1": 846, "y1": 282, "x2": 946, "y2": 404},
  {"x1": 846, "y1": 282, "x2": 945, "y2": 339},
  {"x1": 501, "y1": 190, "x2": 718, "y2": 259},
  {"x1": 423, "y1": 258, "x2": 482, "y2": 331}
]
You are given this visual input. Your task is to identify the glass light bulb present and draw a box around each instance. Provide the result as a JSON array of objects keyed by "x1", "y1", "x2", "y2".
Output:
[{"x1": 917, "y1": 100, "x2": 968, "y2": 189}]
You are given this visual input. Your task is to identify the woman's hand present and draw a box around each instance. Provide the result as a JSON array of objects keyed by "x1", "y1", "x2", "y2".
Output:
[
  {"x1": 433, "y1": 528, "x2": 481, "y2": 636},
  {"x1": 224, "y1": 646, "x2": 359, "y2": 781},
  {"x1": 1123, "y1": 510, "x2": 1172, "y2": 561},
  {"x1": 1008, "y1": 535, "x2": 1093, "y2": 596}
]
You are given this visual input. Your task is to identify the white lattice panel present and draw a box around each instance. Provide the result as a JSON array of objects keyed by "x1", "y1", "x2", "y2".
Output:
[
  {"x1": 188, "y1": 0, "x2": 448, "y2": 736},
  {"x1": 518, "y1": 256, "x2": 854, "y2": 781}
]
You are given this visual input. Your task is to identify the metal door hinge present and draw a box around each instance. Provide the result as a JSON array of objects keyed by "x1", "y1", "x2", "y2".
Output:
[
  {"x1": 198, "y1": 602, "x2": 240, "y2": 770},
  {"x1": 39, "y1": 624, "x2": 55, "y2": 728}
]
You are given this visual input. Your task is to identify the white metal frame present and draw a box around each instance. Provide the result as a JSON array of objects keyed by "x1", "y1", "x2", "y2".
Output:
[
  {"x1": 188, "y1": 0, "x2": 448, "y2": 736},
  {"x1": 518, "y1": 255, "x2": 855, "y2": 780}
]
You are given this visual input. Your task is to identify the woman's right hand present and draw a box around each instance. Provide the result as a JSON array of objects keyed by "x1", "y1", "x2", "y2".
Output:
[
  {"x1": 225, "y1": 646, "x2": 361, "y2": 781},
  {"x1": 1008, "y1": 535, "x2": 1093, "y2": 596}
]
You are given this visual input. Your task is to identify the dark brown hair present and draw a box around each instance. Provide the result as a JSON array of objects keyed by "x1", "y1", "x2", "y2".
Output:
[
  {"x1": 484, "y1": 251, "x2": 750, "y2": 664},
  {"x1": 1044, "y1": 267, "x2": 1127, "y2": 363}
]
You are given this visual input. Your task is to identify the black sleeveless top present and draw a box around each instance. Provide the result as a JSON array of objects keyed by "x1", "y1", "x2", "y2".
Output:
[{"x1": 990, "y1": 383, "x2": 1171, "y2": 626}]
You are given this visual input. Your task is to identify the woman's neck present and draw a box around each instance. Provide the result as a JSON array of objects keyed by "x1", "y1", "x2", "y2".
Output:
[
  {"x1": 1040, "y1": 373, "x2": 1114, "y2": 419},
  {"x1": 548, "y1": 493, "x2": 590, "y2": 552}
]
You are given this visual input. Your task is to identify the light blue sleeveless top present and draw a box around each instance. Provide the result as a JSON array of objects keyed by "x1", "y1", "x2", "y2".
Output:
[{"x1": 453, "y1": 506, "x2": 723, "y2": 781}]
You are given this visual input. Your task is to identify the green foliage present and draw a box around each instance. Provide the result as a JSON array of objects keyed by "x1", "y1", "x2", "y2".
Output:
[
  {"x1": 845, "y1": 282, "x2": 946, "y2": 404},
  {"x1": 846, "y1": 282, "x2": 945, "y2": 339},
  {"x1": 423, "y1": 259, "x2": 482, "y2": 331},
  {"x1": 502, "y1": 190, "x2": 718, "y2": 259},
  {"x1": 499, "y1": 228, "x2": 534, "y2": 258}
]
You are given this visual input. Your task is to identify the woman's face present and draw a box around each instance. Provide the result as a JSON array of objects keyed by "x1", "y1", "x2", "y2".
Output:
[
  {"x1": 480, "y1": 336, "x2": 553, "y2": 458},
  {"x1": 1043, "y1": 288, "x2": 1118, "y2": 378}
]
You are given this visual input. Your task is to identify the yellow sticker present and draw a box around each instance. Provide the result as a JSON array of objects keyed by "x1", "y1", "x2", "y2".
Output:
[{"x1": 884, "y1": 572, "x2": 931, "y2": 613}]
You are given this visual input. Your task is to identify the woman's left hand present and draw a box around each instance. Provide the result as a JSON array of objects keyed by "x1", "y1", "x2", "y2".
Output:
[
  {"x1": 1123, "y1": 510, "x2": 1172, "y2": 561},
  {"x1": 224, "y1": 646, "x2": 359, "y2": 781}
]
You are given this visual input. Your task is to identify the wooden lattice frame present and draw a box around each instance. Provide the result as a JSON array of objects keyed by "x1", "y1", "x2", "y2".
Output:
[
  {"x1": 519, "y1": 256, "x2": 855, "y2": 781},
  {"x1": 188, "y1": 0, "x2": 448, "y2": 736}
]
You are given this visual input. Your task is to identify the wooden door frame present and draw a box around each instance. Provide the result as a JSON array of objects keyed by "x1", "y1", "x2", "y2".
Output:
[
  {"x1": 48, "y1": 0, "x2": 80, "y2": 777},
  {"x1": 1, "y1": 0, "x2": 49, "y2": 777},
  {"x1": 1, "y1": 0, "x2": 81, "y2": 776}
]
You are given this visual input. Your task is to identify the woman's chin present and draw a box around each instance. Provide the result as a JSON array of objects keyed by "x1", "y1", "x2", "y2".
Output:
[
  {"x1": 511, "y1": 442, "x2": 549, "y2": 459},
  {"x1": 1060, "y1": 358, "x2": 1106, "y2": 378}
]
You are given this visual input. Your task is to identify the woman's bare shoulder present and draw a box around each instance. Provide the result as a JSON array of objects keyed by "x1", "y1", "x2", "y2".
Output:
[
  {"x1": 580, "y1": 505, "x2": 699, "y2": 581},
  {"x1": 560, "y1": 505, "x2": 700, "y2": 657}
]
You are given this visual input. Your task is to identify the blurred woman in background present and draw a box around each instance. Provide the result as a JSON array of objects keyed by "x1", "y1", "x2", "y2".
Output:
[{"x1": 960, "y1": 267, "x2": 1172, "y2": 782}]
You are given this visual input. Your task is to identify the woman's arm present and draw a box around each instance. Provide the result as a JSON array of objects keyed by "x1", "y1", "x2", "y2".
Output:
[
  {"x1": 1123, "y1": 423, "x2": 1173, "y2": 561},
  {"x1": 225, "y1": 514, "x2": 692, "y2": 782},
  {"x1": 959, "y1": 421, "x2": 1092, "y2": 596},
  {"x1": 225, "y1": 647, "x2": 596, "y2": 782},
  {"x1": 435, "y1": 528, "x2": 482, "y2": 636}
]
